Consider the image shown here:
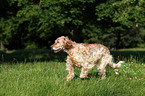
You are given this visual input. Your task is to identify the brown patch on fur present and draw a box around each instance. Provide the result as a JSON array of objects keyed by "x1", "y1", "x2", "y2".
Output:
[{"x1": 65, "y1": 40, "x2": 73, "y2": 49}]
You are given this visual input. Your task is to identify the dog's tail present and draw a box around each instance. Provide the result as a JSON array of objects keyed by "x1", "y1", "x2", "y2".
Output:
[{"x1": 108, "y1": 55, "x2": 124, "y2": 69}]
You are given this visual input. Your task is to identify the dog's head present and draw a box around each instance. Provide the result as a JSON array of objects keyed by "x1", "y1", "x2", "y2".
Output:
[{"x1": 51, "y1": 36, "x2": 73, "y2": 53}]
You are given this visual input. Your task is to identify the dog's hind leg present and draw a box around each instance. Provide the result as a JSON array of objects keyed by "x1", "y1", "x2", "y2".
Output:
[
  {"x1": 98, "y1": 68, "x2": 106, "y2": 79},
  {"x1": 97, "y1": 56, "x2": 109, "y2": 79}
]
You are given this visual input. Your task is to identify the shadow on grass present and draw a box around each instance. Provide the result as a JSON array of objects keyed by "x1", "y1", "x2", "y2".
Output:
[
  {"x1": 0, "y1": 49, "x2": 67, "y2": 64},
  {"x1": 110, "y1": 50, "x2": 145, "y2": 62},
  {"x1": 73, "y1": 72, "x2": 113, "y2": 80},
  {"x1": 0, "y1": 49, "x2": 145, "y2": 64},
  {"x1": 88, "y1": 71, "x2": 116, "y2": 79}
]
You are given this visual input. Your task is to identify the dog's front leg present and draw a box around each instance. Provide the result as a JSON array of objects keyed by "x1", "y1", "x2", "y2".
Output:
[
  {"x1": 66, "y1": 65, "x2": 75, "y2": 81},
  {"x1": 80, "y1": 67, "x2": 90, "y2": 78},
  {"x1": 66, "y1": 56, "x2": 75, "y2": 81},
  {"x1": 80, "y1": 64, "x2": 95, "y2": 78}
]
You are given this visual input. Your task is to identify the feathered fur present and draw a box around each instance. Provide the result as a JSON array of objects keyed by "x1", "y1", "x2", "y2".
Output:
[{"x1": 51, "y1": 36, "x2": 124, "y2": 81}]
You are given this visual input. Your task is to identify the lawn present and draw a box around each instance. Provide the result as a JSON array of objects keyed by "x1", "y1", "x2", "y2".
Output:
[{"x1": 0, "y1": 49, "x2": 145, "y2": 96}]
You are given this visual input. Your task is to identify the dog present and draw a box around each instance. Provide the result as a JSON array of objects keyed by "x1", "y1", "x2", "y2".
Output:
[{"x1": 51, "y1": 36, "x2": 124, "y2": 81}]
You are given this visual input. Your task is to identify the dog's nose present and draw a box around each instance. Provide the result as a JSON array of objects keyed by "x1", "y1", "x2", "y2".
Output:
[
  {"x1": 50, "y1": 45, "x2": 54, "y2": 50},
  {"x1": 50, "y1": 44, "x2": 53, "y2": 48}
]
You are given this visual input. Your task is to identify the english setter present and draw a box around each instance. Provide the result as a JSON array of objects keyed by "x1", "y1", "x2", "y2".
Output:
[{"x1": 51, "y1": 36, "x2": 124, "y2": 81}]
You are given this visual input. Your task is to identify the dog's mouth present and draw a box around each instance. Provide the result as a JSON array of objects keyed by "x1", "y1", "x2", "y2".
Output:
[{"x1": 54, "y1": 48, "x2": 62, "y2": 53}]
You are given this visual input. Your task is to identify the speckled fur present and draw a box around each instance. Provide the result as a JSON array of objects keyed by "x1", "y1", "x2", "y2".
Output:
[{"x1": 51, "y1": 36, "x2": 124, "y2": 81}]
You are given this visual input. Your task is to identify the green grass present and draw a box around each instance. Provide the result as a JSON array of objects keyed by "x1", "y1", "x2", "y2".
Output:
[{"x1": 0, "y1": 49, "x2": 145, "y2": 96}]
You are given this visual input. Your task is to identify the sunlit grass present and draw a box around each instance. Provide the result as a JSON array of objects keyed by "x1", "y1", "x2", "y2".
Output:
[
  {"x1": 0, "y1": 49, "x2": 145, "y2": 96},
  {"x1": 118, "y1": 48, "x2": 145, "y2": 51}
]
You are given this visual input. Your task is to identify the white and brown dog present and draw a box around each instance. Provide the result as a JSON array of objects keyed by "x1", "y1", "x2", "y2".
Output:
[{"x1": 51, "y1": 36, "x2": 124, "y2": 81}]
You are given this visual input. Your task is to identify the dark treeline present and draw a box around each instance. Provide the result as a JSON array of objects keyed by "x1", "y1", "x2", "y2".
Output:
[{"x1": 0, "y1": 0, "x2": 145, "y2": 50}]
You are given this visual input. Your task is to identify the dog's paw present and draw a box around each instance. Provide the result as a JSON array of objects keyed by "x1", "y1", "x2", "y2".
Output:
[
  {"x1": 80, "y1": 76, "x2": 89, "y2": 78},
  {"x1": 67, "y1": 74, "x2": 74, "y2": 81},
  {"x1": 80, "y1": 74, "x2": 89, "y2": 78},
  {"x1": 101, "y1": 76, "x2": 106, "y2": 79},
  {"x1": 119, "y1": 61, "x2": 125, "y2": 64}
]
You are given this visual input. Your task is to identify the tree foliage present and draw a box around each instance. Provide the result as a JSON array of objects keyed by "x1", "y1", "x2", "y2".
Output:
[{"x1": 0, "y1": 0, "x2": 145, "y2": 49}]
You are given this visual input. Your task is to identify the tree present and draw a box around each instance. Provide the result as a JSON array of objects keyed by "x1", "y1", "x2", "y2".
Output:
[
  {"x1": 94, "y1": 0, "x2": 145, "y2": 48},
  {"x1": 0, "y1": 0, "x2": 145, "y2": 49},
  {"x1": 0, "y1": 0, "x2": 66, "y2": 49},
  {"x1": 41, "y1": 0, "x2": 99, "y2": 42}
]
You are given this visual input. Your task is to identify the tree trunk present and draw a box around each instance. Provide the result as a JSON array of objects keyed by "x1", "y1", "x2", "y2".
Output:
[
  {"x1": 64, "y1": 22, "x2": 83, "y2": 43},
  {"x1": 1, "y1": 41, "x2": 4, "y2": 50},
  {"x1": 71, "y1": 27, "x2": 83, "y2": 43}
]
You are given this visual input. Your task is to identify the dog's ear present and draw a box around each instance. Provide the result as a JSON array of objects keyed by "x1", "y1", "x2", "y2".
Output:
[{"x1": 65, "y1": 40, "x2": 73, "y2": 49}]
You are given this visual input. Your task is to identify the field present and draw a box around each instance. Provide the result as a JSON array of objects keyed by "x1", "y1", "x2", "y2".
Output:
[{"x1": 0, "y1": 49, "x2": 145, "y2": 96}]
